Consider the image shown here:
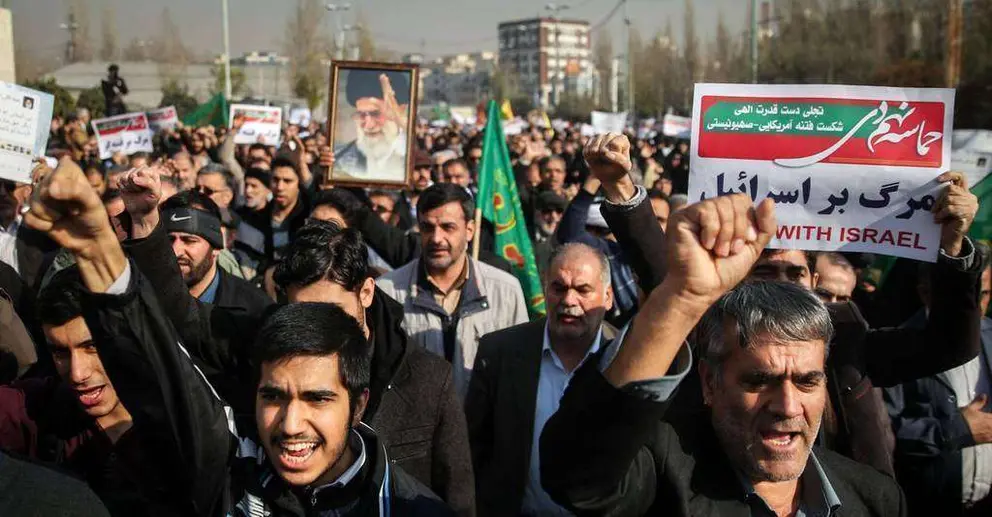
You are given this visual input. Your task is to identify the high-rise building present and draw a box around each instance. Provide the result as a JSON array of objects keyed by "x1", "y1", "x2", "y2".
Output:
[
  {"x1": 498, "y1": 17, "x2": 593, "y2": 109},
  {"x1": 421, "y1": 52, "x2": 497, "y2": 107}
]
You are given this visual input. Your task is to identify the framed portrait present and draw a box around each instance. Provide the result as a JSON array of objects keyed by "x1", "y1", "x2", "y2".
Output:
[{"x1": 326, "y1": 61, "x2": 419, "y2": 189}]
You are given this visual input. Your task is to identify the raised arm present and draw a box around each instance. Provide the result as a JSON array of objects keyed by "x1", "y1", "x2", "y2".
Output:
[
  {"x1": 857, "y1": 172, "x2": 983, "y2": 387},
  {"x1": 24, "y1": 157, "x2": 233, "y2": 516},
  {"x1": 540, "y1": 194, "x2": 776, "y2": 514},
  {"x1": 586, "y1": 133, "x2": 670, "y2": 293}
]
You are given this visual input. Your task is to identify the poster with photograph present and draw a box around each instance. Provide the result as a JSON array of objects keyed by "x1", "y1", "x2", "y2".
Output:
[
  {"x1": 0, "y1": 81, "x2": 53, "y2": 184},
  {"x1": 327, "y1": 61, "x2": 418, "y2": 188}
]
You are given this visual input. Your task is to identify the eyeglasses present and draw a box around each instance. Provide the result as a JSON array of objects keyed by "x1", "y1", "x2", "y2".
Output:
[{"x1": 197, "y1": 185, "x2": 229, "y2": 196}]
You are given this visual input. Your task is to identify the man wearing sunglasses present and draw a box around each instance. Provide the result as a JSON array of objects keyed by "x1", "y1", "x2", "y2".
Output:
[{"x1": 334, "y1": 70, "x2": 410, "y2": 182}]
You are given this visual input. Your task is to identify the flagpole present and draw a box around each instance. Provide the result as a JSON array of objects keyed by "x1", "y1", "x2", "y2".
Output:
[{"x1": 472, "y1": 208, "x2": 482, "y2": 260}]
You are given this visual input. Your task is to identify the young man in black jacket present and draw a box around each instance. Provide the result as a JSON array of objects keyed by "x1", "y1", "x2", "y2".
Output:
[
  {"x1": 22, "y1": 156, "x2": 454, "y2": 516},
  {"x1": 117, "y1": 165, "x2": 475, "y2": 516}
]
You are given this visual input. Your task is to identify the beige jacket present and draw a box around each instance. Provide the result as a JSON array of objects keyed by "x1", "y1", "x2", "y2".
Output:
[{"x1": 377, "y1": 258, "x2": 528, "y2": 399}]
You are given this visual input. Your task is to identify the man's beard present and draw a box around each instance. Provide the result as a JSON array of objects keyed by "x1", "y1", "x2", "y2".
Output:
[
  {"x1": 356, "y1": 120, "x2": 399, "y2": 162},
  {"x1": 179, "y1": 254, "x2": 215, "y2": 287}
]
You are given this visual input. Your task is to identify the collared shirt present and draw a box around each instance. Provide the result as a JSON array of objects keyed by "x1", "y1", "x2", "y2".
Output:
[
  {"x1": 197, "y1": 269, "x2": 221, "y2": 304},
  {"x1": 313, "y1": 430, "x2": 368, "y2": 493},
  {"x1": 0, "y1": 231, "x2": 17, "y2": 274},
  {"x1": 424, "y1": 256, "x2": 469, "y2": 315},
  {"x1": 943, "y1": 354, "x2": 992, "y2": 504},
  {"x1": 521, "y1": 325, "x2": 604, "y2": 516},
  {"x1": 740, "y1": 451, "x2": 842, "y2": 517}
]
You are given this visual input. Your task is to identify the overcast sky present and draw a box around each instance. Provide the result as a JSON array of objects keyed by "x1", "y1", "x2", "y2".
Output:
[{"x1": 10, "y1": 0, "x2": 749, "y2": 63}]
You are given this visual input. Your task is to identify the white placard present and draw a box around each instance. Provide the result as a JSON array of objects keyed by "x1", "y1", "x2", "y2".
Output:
[
  {"x1": 289, "y1": 107, "x2": 311, "y2": 127},
  {"x1": 591, "y1": 111, "x2": 628, "y2": 134},
  {"x1": 92, "y1": 112, "x2": 154, "y2": 160},
  {"x1": 147, "y1": 106, "x2": 179, "y2": 133},
  {"x1": 0, "y1": 82, "x2": 53, "y2": 183},
  {"x1": 689, "y1": 83, "x2": 955, "y2": 262},
  {"x1": 662, "y1": 114, "x2": 692, "y2": 138},
  {"x1": 230, "y1": 104, "x2": 282, "y2": 145}
]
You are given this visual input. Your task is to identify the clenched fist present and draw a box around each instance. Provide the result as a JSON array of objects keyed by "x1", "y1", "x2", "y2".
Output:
[
  {"x1": 583, "y1": 133, "x2": 632, "y2": 184},
  {"x1": 667, "y1": 194, "x2": 776, "y2": 307},
  {"x1": 24, "y1": 157, "x2": 113, "y2": 258}
]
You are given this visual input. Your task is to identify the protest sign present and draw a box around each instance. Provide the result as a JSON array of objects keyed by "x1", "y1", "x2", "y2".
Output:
[
  {"x1": 147, "y1": 106, "x2": 179, "y2": 132},
  {"x1": 92, "y1": 112, "x2": 154, "y2": 160},
  {"x1": 0, "y1": 81, "x2": 53, "y2": 184},
  {"x1": 689, "y1": 83, "x2": 954, "y2": 262},
  {"x1": 289, "y1": 107, "x2": 311, "y2": 127},
  {"x1": 591, "y1": 111, "x2": 628, "y2": 134},
  {"x1": 662, "y1": 114, "x2": 691, "y2": 138},
  {"x1": 229, "y1": 104, "x2": 282, "y2": 145}
]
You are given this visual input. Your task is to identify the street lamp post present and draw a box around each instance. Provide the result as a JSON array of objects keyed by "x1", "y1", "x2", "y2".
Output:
[
  {"x1": 326, "y1": 3, "x2": 352, "y2": 61},
  {"x1": 545, "y1": 3, "x2": 569, "y2": 110},
  {"x1": 222, "y1": 0, "x2": 232, "y2": 100}
]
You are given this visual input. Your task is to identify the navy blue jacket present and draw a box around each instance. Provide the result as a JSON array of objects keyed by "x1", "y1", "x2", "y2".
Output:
[{"x1": 885, "y1": 315, "x2": 992, "y2": 515}]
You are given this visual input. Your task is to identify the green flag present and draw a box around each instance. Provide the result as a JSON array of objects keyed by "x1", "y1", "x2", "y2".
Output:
[
  {"x1": 183, "y1": 93, "x2": 229, "y2": 128},
  {"x1": 969, "y1": 172, "x2": 992, "y2": 247},
  {"x1": 477, "y1": 100, "x2": 546, "y2": 317}
]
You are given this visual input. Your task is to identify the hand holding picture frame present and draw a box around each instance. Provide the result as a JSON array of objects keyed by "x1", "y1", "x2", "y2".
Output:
[{"x1": 326, "y1": 61, "x2": 419, "y2": 189}]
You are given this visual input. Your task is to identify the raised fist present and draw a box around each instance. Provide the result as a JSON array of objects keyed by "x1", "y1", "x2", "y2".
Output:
[
  {"x1": 119, "y1": 165, "x2": 163, "y2": 220},
  {"x1": 666, "y1": 194, "x2": 776, "y2": 306},
  {"x1": 583, "y1": 133, "x2": 632, "y2": 184},
  {"x1": 24, "y1": 157, "x2": 113, "y2": 257}
]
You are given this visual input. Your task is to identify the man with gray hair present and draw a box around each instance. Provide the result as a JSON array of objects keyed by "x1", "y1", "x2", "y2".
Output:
[
  {"x1": 540, "y1": 193, "x2": 904, "y2": 516},
  {"x1": 466, "y1": 242, "x2": 617, "y2": 516}
]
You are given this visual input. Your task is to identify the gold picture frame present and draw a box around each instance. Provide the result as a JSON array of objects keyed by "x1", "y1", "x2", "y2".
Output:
[{"x1": 326, "y1": 60, "x2": 420, "y2": 189}]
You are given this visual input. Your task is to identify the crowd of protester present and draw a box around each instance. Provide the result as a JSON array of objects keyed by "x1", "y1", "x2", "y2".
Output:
[{"x1": 0, "y1": 95, "x2": 989, "y2": 517}]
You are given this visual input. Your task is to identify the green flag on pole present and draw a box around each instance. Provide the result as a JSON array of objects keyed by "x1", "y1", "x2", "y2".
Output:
[
  {"x1": 477, "y1": 100, "x2": 546, "y2": 317},
  {"x1": 968, "y1": 173, "x2": 992, "y2": 247},
  {"x1": 183, "y1": 93, "x2": 229, "y2": 128}
]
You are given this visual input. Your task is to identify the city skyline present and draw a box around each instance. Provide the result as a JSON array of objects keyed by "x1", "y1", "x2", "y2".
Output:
[{"x1": 10, "y1": 0, "x2": 749, "y2": 64}]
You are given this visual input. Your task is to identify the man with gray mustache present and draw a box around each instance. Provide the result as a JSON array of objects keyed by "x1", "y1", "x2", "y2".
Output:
[{"x1": 465, "y1": 242, "x2": 617, "y2": 516}]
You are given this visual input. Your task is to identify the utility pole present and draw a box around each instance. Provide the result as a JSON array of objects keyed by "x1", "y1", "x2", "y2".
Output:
[
  {"x1": 60, "y1": 12, "x2": 79, "y2": 64},
  {"x1": 326, "y1": 3, "x2": 352, "y2": 61},
  {"x1": 610, "y1": 56, "x2": 619, "y2": 113},
  {"x1": 750, "y1": 0, "x2": 758, "y2": 84},
  {"x1": 945, "y1": 0, "x2": 963, "y2": 88},
  {"x1": 222, "y1": 0, "x2": 232, "y2": 100},
  {"x1": 624, "y1": 0, "x2": 634, "y2": 118},
  {"x1": 545, "y1": 3, "x2": 569, "y2": 110}
]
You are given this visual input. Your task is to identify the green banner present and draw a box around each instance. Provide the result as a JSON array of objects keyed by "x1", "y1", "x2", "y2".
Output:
[
  {"x1": 477, "y1": 100, "x2": 546, "y2": 317},
  {"x1": 703, "y1": 101, "x2": 887, "y2": 138},
  {"x1": 183, "y1": 93, "x2": 229, "y2": 128}
]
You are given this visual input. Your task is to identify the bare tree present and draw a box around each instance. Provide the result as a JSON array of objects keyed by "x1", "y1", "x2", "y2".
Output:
[
  {"x1": 284, "y1": 0, "x2": 329, "y2": 108},
  {"x1": 155, "y1": 7, "x2": 190, "y2": 83},
  {"x1": 681, "y1": 0, "x2": 699, "y2": 108},
  {"x1": 100, "y1": 2, "x2": 119, "y2": 62}
]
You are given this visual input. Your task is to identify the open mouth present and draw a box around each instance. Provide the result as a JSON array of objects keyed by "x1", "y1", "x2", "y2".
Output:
[
  {"x1": 276, "y1": 441, "x2": 321, "y2": 469},
  {"x1": 760, "y1": 430, "x2": 801, "y2": 450},
  {"x1": 557, "y1": 314, "x2": 581, "y2": 325},
  {"x1": 76, "y1": 386, "x2": 105, "y2": 407}
]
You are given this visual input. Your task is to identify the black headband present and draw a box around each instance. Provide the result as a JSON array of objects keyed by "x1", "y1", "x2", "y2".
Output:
[{"x1": 161, "y1": 207, "x2": 224, "y2": 249}]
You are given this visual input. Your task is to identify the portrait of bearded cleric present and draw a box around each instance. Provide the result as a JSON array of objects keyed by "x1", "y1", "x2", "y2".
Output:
[{"x1": 329, "y1": 64, "x2": 418, "y2": 186}]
